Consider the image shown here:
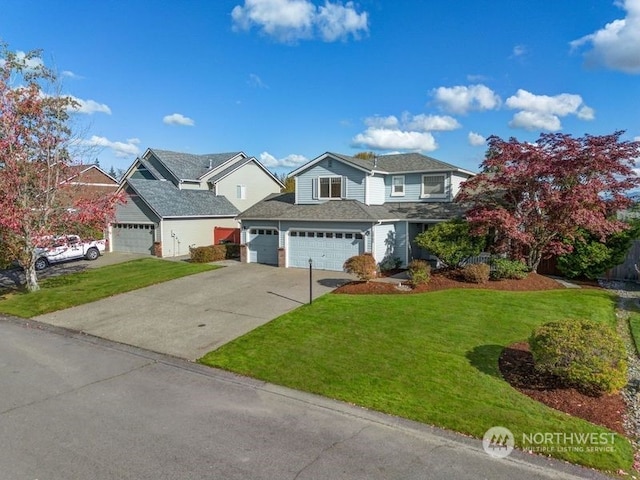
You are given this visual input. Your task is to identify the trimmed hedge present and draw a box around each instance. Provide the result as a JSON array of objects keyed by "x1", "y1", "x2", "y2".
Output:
[
  {"x1": 529, "y1": 319, "x2": 628, "y2": 396},
  {"x1": 189, "y1": 244, "x2": 240, "y2": 263}
]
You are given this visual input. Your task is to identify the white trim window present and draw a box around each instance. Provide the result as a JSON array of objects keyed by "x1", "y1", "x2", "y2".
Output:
[
  {"x1": 236, "y1": 184, "x2": 246, "y2": 200},
  {"x1": 391, "y1": 175, "x2": 405, "y2": 196},
  {"x1": 421, "y1": 174, "x2": 447, "y2": 198},
  {"x1": 318, "y1": 176, "x2": 343, "y2": 199}
]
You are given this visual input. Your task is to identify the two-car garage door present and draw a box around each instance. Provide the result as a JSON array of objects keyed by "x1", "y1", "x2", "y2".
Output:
[
  {"x1": 288, "y1": 231, "x2": 364, "y2": 271},
  {"x1": 247, "y1": 228, "x2": 365, "y2": 271}
]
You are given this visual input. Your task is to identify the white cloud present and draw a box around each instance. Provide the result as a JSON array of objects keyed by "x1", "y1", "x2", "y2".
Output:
[
  {"x1": 61, "y1": 70, "x2": 82, "y2": 79},
  {"x1": 505, "y1": 89, "x2": 594, "y2": 131},
  {"x1": 468, "y1": 131, "x2": 486, "y2": 146},
  {"x1": 511, "y1": 44, "x2": 528, "y2": 58},
  {"x1": 509, "y1": 111, "x2": 562, "y2": 131},
  {"x1": 260, "y1": 151, "x2": 308, "y2": 168},
  {"x1": 353, "y1": 112, "x2": 460, "y2": 152},
  {"x1": 316, "y1": 1, "x2": 368, "y2": 41},
  {"x1": 248, "y1": 73, "x2": 268, "y2": 88},
  {"x1": 82, "y1": 136, "x2": 141, "y2": 158},
  {"x1": 68, "y1": 96, "x2": 111, "y2": 115},
  {"x1": 404, "y1": 113, "x2": 460, "y2": 132},
  {"x1": 352, "y1": 128, "x2": 437, "y2": 152},
  {"x1": 231, "y1": 0, "x2": 368, "y2": 43},
  {"x1": 570, "y1": 0, "x2": 640, "y2": 74},
  {"x1": 163, "y1": 113, "x2": 195, "y2": 126},
  {"x1": 432, "y1": 84, "x2": 501, "y2": 115}
]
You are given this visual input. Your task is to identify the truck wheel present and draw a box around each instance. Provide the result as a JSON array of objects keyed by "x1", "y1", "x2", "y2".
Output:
[
  {"x1": 85, "y1": 248, "x2": 100, "y2": 261},
  {"x1": 34, "y1": 257, "x2": 48, "y2": 271}
]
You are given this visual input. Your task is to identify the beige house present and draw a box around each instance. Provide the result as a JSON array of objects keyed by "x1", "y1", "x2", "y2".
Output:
[{"x1": 111, "y1": 149, "x2": 283, "y2": 257}]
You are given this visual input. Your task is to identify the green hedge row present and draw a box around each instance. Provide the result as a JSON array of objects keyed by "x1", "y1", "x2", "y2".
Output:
[{"x1": 189, "y1": 244, "x2": 240, "y2": 263}]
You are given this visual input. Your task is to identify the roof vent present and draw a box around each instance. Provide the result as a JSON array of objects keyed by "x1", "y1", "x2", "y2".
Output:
[
  {"x1": 373, "y1": 155, "x2": 378, "y2": 168},
  {"x1": 209, "y1": 158, "x2": 213, "y2": 169}
]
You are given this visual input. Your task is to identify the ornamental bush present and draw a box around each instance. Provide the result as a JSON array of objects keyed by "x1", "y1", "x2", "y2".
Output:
[
  {"x1": 189, "y1": 244, "x2": 240, "y2": 263},
  {"x1": 408, "y1": 259, "x2": 431, "y2": 285},
  {"x1": 490, "y1": 257, "x2": 529, "y2": 280},
  {"x1": 343, "y1": 254, "x2": 378, "y2": 282},
  {"x1": 529, "y1": 319, "x2": 628, "y2": 396},
  {"x1": 460, "y1": 263, "x2": 490, "y2": 284}
]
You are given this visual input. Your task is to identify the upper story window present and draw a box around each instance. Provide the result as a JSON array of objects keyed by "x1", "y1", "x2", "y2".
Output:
[
  {"x1": 391, "y1": 175, "x2": 405, "y2": 196},
  {"x1": 319, "y1": 176, "x2": 343, "y2": 199},
  {"x1": 236, "y1": 184, "x2": 246, "y2": 200},
  {"x1": 421, "y1": 174, "x2": 447, "y2": 198}
]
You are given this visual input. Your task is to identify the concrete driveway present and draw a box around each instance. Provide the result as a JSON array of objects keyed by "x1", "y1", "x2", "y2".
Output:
[{"x1": 34, "y1": 260, "x2": 354, "y2": 361}]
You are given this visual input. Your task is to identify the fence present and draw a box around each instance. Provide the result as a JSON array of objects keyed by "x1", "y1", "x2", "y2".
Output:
[{"x1": 602, "y1": 239, "x2": 640, "y2": 281}]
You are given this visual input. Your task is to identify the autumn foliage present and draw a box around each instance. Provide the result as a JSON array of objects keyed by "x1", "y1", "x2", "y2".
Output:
[
  {"x1": 0, "y1": 46, "x2": 121, "y2": 291},
  {"x1": 459, "y1": 132, "x2": 640, "y2": 272}
]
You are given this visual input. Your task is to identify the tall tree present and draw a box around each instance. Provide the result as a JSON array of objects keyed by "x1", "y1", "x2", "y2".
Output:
[
  {"x1": 0, "y1": 46, "x2": 121, "y2": 291},
  {"x1": 276, "y1": 172, "x2": 295, "y2": 192},
  {"x1": 458, "y1": 132, "x2": 640, "y2": 272}
]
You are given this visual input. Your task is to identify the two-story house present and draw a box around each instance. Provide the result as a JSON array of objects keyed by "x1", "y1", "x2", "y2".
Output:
[
  {"x1": 237, "y1": 152, "x2": 474, "y2": 271},
  {"x1": 111, "y1": 148, "x2": 283, "y2": 257}
]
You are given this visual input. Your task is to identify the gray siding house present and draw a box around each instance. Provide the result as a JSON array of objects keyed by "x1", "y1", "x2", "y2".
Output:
[
  {"x1": 238, "y1": 152, "x2": 474, "y2": 271},
  {"x1": 111, "y1": 148, "x2": 283, "y2": 257}
]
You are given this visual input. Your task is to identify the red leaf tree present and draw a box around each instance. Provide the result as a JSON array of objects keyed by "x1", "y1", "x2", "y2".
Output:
[
  {"x1": 458, "y1": 132, "x2": 640, "y2": 272},
  {"x1": 0, "y1": 46, "x2": 121, "y2": 291}
]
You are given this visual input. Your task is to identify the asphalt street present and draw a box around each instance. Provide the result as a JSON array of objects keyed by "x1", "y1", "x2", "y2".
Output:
[{"x1": 0, "y1": 317, "x2": 614, "y2": 480}]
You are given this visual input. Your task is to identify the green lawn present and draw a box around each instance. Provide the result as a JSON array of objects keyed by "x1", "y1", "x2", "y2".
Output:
[
  {"x1": 0, "y1": 258, "x2": 217, "y2": 317},
  {"x1": 200, "y1": 288, "x2": 634, "y2": 472}
]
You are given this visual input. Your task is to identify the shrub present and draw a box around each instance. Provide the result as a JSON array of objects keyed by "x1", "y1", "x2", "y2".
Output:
[
  {"x1": 189, "y1": 244, "x2": 240, "y2": 263},
  {"x1": 413, "y1": 218, "x2": 486, "y2": 268},
  {"x1": 460, "y1": 263, "x2": 490, "y2": 284},
  {"x1": 490, "y1": 257, "x2": 529, "y2": 280},
  {"x1": 343, "y1": 254, "x2": 378, "y2": 282},
  {"x1": 529, "y1": 319, "x2": 628, "y2": 396},
  {"x1": 408, "y1": 259, "x2": 431, "y2": 285},
  {"x1": 379, "y1": 255, "x2": 402, "y2": 272}
]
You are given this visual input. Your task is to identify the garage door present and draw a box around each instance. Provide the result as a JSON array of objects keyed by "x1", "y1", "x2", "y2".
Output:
[
  {"x1": 112, "y1": 223, "x2": 155, "y2": 254},
  {"x1": 288, "y1": 231, "x2": 364, "y2": 271},
  {"x1": 247, "y1": 228, "x2": 279, "y2": 265}
]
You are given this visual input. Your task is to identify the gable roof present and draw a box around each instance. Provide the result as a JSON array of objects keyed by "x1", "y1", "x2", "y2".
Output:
[
  {"x1": 145, "y1": 149, "x2": 245, "y2": 182},
  {"x1": 237, "y1": 193, "x2": 466, "y2": 222},
  {"x1": 64, "y1": 164, "x2": 119, "y2": 185},
  {"x1": 288, "y1": 152, "x2": 475, "y2": 177},
  {"x1": 126, "y1": 179, "x2": 239, "y2": 218}
]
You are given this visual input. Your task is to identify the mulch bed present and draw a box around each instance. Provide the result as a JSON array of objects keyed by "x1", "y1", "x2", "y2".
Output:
[
  {"x1": 334, "y1": 271, "x2": 626, "y2": 435},
  {"x1": 499, "y1": 342, "x2": 626, "y2": 435},
  {"x1": 334, "y1": 271, "x2": 566, "y2": 294}
]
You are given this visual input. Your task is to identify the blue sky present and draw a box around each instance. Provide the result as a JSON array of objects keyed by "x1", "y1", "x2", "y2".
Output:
[{"x1": 2, "y1": 0, "x2": 640, "y2": 175}]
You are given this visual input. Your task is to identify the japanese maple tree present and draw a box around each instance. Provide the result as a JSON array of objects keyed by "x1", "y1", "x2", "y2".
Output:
[
  {"x1": 458, "y1": 132, "x2": 640, "y2": 272},
  {"x1": 0, "y1": 46, "x2": 120, "y2": 291}
]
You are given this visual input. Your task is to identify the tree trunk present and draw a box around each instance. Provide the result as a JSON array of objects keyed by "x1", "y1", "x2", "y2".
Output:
[{"x1": 24, "y1": 264, "x2": 40, "y2": 292}]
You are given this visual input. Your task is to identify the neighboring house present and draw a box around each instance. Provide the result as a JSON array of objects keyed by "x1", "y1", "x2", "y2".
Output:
[
  {"x1": 238, "y1": 152, "x2": 474, "y2": 271},
  {"x1": 111, "y1": 148, "x2": 283, "y2": 257},
  {"x1": 62, "y1": 164, "x2": 119, "y2": 202}
]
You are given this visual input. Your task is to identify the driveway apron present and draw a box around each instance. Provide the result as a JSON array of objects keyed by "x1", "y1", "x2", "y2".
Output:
[{"x1": 34, "y1": 262, "x2": 353, "y2": 360}]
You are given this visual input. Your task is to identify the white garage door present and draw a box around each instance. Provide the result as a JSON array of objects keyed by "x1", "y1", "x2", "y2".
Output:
[
  {"x1": 248, "y1": 228, "x2": 279, "y2": 265},
  {"x1": 112, "y1": 223, "x2": 155, "y2": 254},
  {"x1": 288, "y1": 231, "x2": 364, "y2": 271}
]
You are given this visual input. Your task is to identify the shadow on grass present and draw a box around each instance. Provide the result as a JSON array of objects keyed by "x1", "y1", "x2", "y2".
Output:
[{"x1": 466, "y1": 344, "x2": 505, "y2": 378}]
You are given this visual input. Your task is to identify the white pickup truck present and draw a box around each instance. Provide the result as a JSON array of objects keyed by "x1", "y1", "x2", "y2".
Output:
[{"x1": 34, "y1": 235, "x2": 106, "y2": 270}]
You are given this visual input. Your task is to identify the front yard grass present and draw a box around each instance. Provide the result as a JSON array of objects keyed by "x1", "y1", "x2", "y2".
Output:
[
  {"x1": 200, "y1": 288, "x2": 634, "y2": 472},
  {"x1": 0, "y1": 258, "x2": 217, "y2": 317}
]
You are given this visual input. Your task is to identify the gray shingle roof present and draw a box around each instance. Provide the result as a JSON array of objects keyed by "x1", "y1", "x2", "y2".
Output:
[
  {"x1": 148, "y1": 149, "x2": 242, "y2": 181},
  {"x1": 238, "y1": 193, "x2": 465, "y2": 222},
  {"x1": 127, "y1": 179, "x2": 240, "y2": 218},
  {"x1": 334, "y1": 152, "x2": 468, "y2": 174}
]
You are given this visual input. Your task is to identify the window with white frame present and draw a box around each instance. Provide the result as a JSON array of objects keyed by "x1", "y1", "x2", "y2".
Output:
[
  {"x1": 319, "y1": 176, "x2": 343, "y2": 199},
  {"x1": 421, "y1": 174, "x2": 446, "y2": 198},
  {"x1": 391, "y1": 175, "x2": 405, "y2": 196},
  {"x1": 236, "y1": 184, "x2": 246, "y2": 200}
]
